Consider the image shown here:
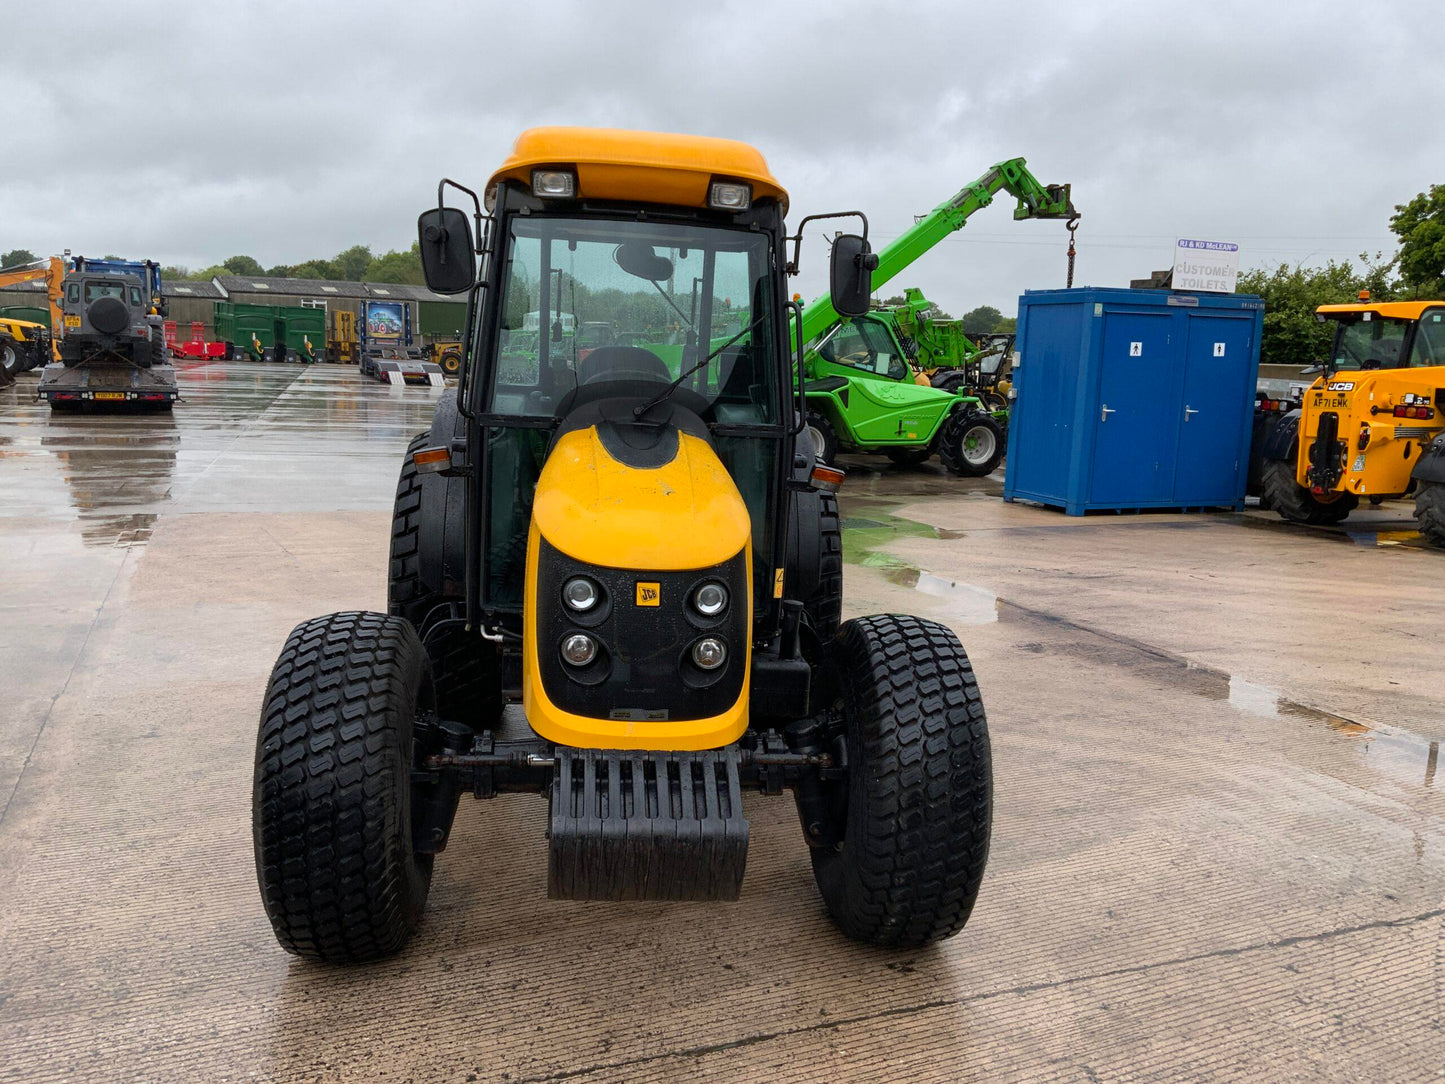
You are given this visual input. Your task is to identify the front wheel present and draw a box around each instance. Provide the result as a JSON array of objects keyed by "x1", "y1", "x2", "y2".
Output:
[
  {"x1": 1261, "y1": 458, "x2": 1356, "y2": 525},
  {"x1": 804, "y1": 410, "x2": 839, "y2": 465},
  {"x1": 1415, "y1": 481, "x2": 1445, "y2": 549},
  {"x1": 810, "y1": 614, "x2": 992, "y2": 947},
  {"x1": 938, "y1": 410, "x2": 1005, "y2": 477},
  {"x1": 253, "y1": 611, "x2": 436, "y2": 962}
]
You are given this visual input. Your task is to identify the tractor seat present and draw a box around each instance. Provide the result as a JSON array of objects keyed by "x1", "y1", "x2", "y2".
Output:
[{"x1": 578, "y1": 346, "x2": 671, "y2": 385}]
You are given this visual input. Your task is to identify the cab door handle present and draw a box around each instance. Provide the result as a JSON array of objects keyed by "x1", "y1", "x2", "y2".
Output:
[
  {"x1": 1100, "y1": 405, "x2": 1116, "y2": 421},
  {"x1": 1184, "y1": 406, "x2": 1200, "y2": 422}
]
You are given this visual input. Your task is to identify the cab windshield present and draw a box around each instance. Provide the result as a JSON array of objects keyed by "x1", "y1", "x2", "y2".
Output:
[
  {"x1": 489, "y1": 216, "x2": 778, "y2": 427},
  {"x1": 1330, "y1": 316, "x2": 1410, "y2": 371},
  {"x1": 83, "y1": 281, "x2": 127, "y2": 304}
]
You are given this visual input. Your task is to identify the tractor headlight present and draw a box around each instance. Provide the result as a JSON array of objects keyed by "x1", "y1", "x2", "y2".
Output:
[
  {"x1": 708, "y1": 181, "x2": 751, "y2": 211},
  {"x1": 692, "y1": 582, "x2": 728, "y2": 617},
  {"x1": 561, "y1": 633, "x2": 598, "y2": 667},
  {"x1": 691, "y1": 638, "x2": 727, "y2": 670},
  {"x1": 563, "y1": 576, "x2": 599, "y2": 612},
  {"x1": 532, "y1": 170, "x2": 577, "y2": 198}
]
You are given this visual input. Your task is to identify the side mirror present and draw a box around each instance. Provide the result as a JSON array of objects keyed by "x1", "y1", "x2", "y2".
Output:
[
  {"x1": 830, "y1": 234, "x2": 877, "y2": 318},
  {"x1": 417, "y1": 207, "x2": 475, "y2": 295}
]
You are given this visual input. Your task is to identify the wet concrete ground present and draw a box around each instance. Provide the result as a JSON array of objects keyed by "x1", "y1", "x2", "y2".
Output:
[{"x1": 1, "y1": 361, "x2": 1441, "y2": 1082}]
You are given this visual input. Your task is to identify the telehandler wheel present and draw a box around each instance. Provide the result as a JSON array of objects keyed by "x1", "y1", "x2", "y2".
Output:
[
  {"x1": 1414, "y1": 481, "x2": 1445, "y2": 549},
  {"x1": 811, "y1": 614, "x2": 992, "y2": 948},
  {"x1": 1261, "y1": 458, "x2": 1356, "y2": 526},
  {"x1": 885, "y1": 447, "x2": 934, "y2": 468},
  {"x1": 929, "y1": 370, "x2": 967, "y2": 393},
  {"x1": 938, "y1": 410, "x2": 1004, "y2": 477},
  {"x1": 804, "y1": 410, "x2": 839, "y2": 465},
  {"x1": 440, "y1": 350, "x2": 462, "y2": 377},
  {"x1": 391, "y1": 432, "x2": 505, "y2": 725},
  {"x1": 253, "y1": 611, "x2": 435, "y2": 963}
]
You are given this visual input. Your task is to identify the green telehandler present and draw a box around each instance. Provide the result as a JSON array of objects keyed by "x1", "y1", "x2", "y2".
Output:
[{"x1": 796, "y1": 158, "x2": 1075, "y2": 474}]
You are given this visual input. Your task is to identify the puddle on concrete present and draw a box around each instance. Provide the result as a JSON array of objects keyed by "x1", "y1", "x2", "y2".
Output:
[
  {"x1": 884, "y1": 567, "x2": 999, "y2": 625},
  {"x1": 1239, "y1": 513, "x2": 1426, "y2": 549},
  {"x1": 1344, "y1": 528, "x2": 1425, "y2": 548},
  {"x1": 1003, "y1": 600, "x2": 1440, "y2": 791}
]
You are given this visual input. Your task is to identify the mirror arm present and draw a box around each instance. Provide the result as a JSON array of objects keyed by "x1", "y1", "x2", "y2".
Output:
[
  {"x1": 438, "y1": 178, "x2": 490, "y2": 255},
  {"x1": 785, "y1": 211, "x2": 870, "y2": 275}
]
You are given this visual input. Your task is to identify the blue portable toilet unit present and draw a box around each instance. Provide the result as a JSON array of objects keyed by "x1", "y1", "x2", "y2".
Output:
[{"x1": 1003, "y1": 287, "x2": 1264, "y2": 514}]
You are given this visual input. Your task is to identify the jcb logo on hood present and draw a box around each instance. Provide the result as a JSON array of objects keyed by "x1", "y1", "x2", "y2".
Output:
[{"x1": 1327, "y1": 381, "x2": 1355, "y2": 392}]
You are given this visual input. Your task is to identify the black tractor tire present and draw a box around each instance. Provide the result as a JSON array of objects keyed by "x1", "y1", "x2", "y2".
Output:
[
  {"x1": 439, "y1": 350, "x2": 462, "y2": 377},
  {"x1": 0, "y1": 337, "x2": 19, "y2": 377},
  {"x1": 1414, "y1": 481, "x2": 1445, "y2": 549},
  {"x1": 787, "y1": 488, "x2": 843, "y2": 640},
  {"x1": 152, "y1": 334, "x2": 167, "y2": 368},
  {"x1": 885, "y1": 447, "x2": 933, "y2": 468},
  {"x1": 929, "y1": 370, "x2": 968, "y2": 393},
  {"x1": 938, "y1": 410, "x2": 1005, "y2": 477},
  {"x1": 811, "y1": 614, "x2": 992, "y2": 947},
  {"x1": 804, "y1": 409, "x2": 839, "y2": 465},
  {"x1": 1261, "y1": 458, "x2": 1356, "y2": 525},
  {"x1": 253, "y1": 611, "x2": 435, "y2": 963},
  {"x1": 391, "y1": 424, "x2": 505, "y2": 727}
]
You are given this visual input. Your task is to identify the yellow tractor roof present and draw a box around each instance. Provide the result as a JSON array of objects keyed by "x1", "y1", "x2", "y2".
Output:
[
  {"x1": 1316, "y1": 300, "x2": 1443, "y2": 320},
  {"x1": 489, "y1": 127, "x2": 788, "y2": 214}
]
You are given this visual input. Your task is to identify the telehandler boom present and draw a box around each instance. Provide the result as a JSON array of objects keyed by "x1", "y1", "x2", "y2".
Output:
[{"x1": 797, "y1": 157, "x2": 1075, "y2": 345}]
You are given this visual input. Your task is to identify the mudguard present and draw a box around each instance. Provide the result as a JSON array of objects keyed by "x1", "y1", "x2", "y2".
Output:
[
  {"x1": 1411, "y1": 433, "x2": 1445, "y2": 485},
  {"x1": 1258, "y1": 408, "x2": 1302, "y2": 461},
  {"x1": 393, "y1": 393, "x2": 469, "y2": 631}
]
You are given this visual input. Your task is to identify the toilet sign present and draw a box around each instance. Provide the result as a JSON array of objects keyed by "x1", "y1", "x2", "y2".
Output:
[
  {"x1": 1173, "y1": 239, "x2": 1240, "y2": 293},
  {"x1": 1129, "y1": 341, "x2": 1142, "y2": 356},
  {"x1": 1214, "y1": 342, "x2": 1226, "y2": 357}
]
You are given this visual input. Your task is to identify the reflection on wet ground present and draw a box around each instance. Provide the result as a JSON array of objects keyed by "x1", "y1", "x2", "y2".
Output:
[
  {"x1": 839, "y1": 484, "x2": 1442, "y2": 793},
  {"x1": 0, "y1": 361, "x2": 442, "y2": 546}
]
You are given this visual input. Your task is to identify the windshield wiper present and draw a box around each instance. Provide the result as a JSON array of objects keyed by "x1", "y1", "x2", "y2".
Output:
[{"x1": 633, "y1": 313, "x2": 769, "y2": 420}]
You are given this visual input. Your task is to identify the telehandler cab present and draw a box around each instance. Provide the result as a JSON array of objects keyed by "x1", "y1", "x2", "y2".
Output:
[
  {"x1": 1258, "y1": 298, "x2": 1445, "y2": 546},
  {"x1": 253, "y1": 128, "x2": 993, "y2": 962}
]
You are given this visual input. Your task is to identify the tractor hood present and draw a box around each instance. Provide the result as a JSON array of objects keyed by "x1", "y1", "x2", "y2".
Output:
[
  {"x1": 850, "y1": 378, "x2": 957, "y2": 409},
  {"x1": 532, "y1": 421, "x2": 750, "y2": 571}
]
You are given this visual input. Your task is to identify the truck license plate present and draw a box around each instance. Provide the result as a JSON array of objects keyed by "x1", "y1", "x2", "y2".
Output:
[
  {"x1": 64, "y1": 315, "x2": 81, "y2": 328},
  {"x1": 93, "y1": 392, "x2": 126, "y2": 401}
]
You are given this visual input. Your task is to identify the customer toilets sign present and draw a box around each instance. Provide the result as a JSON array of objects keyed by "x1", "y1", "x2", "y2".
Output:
[{"x1": 1173, "y1": 239, "x2": 1240, "y2": 293}]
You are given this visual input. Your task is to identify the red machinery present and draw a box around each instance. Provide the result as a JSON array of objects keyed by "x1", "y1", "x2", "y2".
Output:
[{"x1": 164, "y1": 320, "x2": 228, "y2": 360}]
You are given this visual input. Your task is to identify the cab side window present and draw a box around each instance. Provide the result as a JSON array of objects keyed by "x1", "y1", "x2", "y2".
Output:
[
  {"x1": 1411, "y1": 312, "x2": 1445, "y2": 367},
  {"x1": 818, "y1": 320, "x2": 907, "y2": 380}
]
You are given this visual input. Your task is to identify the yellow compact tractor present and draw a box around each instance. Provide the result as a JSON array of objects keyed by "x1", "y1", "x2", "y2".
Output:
[
  {"x1": 252, "y1": 128, "x2": 994, "y2": 962},
  {"x1": 1258, "y1": 298, "x2": 1445, "y2": 546}
]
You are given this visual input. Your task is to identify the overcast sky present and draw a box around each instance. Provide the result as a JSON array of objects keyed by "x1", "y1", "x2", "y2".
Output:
[{"x1": 5, "y1": 0, "x2": 1440, "y2": 313}]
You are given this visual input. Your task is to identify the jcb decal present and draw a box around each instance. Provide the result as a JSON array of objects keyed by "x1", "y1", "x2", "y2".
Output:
[
  {"x1": 1326, "y1": 381, "x2": 1355, "y2": 392},
  {"x1": 635, "y1": 582, "x2": 660, "y2": 606}
]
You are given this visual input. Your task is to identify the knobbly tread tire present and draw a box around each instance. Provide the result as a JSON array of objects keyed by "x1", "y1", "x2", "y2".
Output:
[
  {"x1": 253, "y1": 610, "x2": 434, "y2": 962},
  {"x1": 390, "y1": 432, "x2": 505, "y2": 725},
  {"x1": 1261, "y1": 457, "x2": 1354, "y2": 525},
  {"x1": 806, "y1": 491, "x2": 843, "y2": 640},
  {"x1": 805, "y1": 409, "x2": 839, "y2": 465},
  {"x1": 1414, "y1": 481, "x2": 1445, "y2": 549},
  {"x1": 812, "y1": 614, "x2": 992, "y2": 948},
  {"x1": 938, "y1": 409, "x2": 1004, "y2": 477}
]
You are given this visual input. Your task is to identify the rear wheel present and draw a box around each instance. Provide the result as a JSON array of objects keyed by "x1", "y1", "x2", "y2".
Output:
[
  {"x1": 253, "y1": 611, "x2": 435, "y2": 962},
  {"x1": 1261, "y1": 458, "x2": 1356, "y2": 525},
  {"x1": 391, "y1": 430, "x2": 505, "y2": 725},
  {"x1": 811, "y1": 614, "x2": 992, "y2": 947},
  {"x1": 1, "y1": 337, "x2": 20, "y2": 377},
  {"x1": 439, "y1": 350, "x2": 462, "y2": 377},
  {"x1": 804, "y1": 410, "x2": 839, "y2": 465},
  {"x1": 885, "y1": 447, "x2": 933, "y2": 468},
  {"x1": 938, "y1": 410, "x2": 1005, "y2": 477},
  {"x1": 1414, "y1": 481, "x2": 1445, "y2": 549},
  {"x1": 930, "y1": 370, "x2": 968, "y2": 393}
]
